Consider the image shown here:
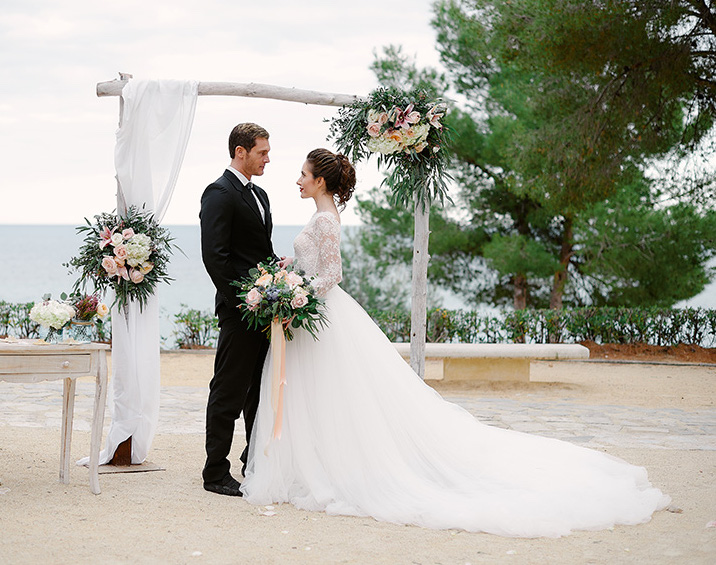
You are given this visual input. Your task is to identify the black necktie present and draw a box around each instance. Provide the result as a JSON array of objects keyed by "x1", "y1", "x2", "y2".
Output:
[{"x1": 246, "y1": 182, "x2": 265, "y2": 222}]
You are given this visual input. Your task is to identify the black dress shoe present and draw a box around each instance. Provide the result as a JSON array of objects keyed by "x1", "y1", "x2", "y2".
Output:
[{"x1": 203, "y1": 474, "x2": 243, "y2": 497}]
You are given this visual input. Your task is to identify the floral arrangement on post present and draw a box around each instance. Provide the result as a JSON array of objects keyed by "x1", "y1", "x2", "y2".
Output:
[
  {"x1": 328, "y1": 86, "x2": 451, "y2": 207},
  {"x1": 233, "y1": 258, "x2": 327, "y2": 341},
  {"x1": 65, "y1": 205, "x2": 176, "y2": 311}
]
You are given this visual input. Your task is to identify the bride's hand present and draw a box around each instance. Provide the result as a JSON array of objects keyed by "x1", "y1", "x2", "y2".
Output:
[{"x1": 279, "y1": 256, "x2": 294, "y2": 268}]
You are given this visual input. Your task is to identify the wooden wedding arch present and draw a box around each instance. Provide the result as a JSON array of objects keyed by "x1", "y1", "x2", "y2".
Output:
[{"x1": 97, "y1": 73, "x2": 432, "y2": 379}]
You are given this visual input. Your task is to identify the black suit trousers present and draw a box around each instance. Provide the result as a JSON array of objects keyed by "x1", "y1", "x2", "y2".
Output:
[{"x1": 202, "y1": 303, "x2": 269, "y2": 483}]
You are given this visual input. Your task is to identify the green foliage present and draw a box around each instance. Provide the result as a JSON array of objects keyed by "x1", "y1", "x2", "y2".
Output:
[
  {"x1": 434, "y1": 0, "x2": 716, "y2": 207},
  {"x1": 339, "y1": 230, "x2": 410, "y2": 311},
  {"x1": 351, "y1": 8, "x2": 716, "y2": 309},
  {"x1": 172, "y1": 306, "x2": 218, "y2": 349},
  {"x1": 366, "y1": 306, "x2": 716, "y2": 347},
  {"x1": 0, "y1": 301, "x2": 10, "y2": 337},
  {"x1": 483, "y1": 234, "x2": 559, "y2": 278},
  {"x1": 576, "y1": 180, "x2": 716, "y2": 306},
  {"x1": 3, "y1": 298, "x2": 714, "y2": 349},
  {"x1": 0, "y1": 301, "x2": 43, "y2": 339}
]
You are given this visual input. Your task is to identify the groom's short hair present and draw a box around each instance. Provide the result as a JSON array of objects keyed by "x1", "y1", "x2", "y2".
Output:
[{"x1": 229, "y1": 123, "x2": 270, "y2": 158}]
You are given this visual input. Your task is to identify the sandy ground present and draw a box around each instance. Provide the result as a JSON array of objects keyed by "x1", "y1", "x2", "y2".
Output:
[{"x1": 1, "y1": 351, "x2": 715, "y2": 564}]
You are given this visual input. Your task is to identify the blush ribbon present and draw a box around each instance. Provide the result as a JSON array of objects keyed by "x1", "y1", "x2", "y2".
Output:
[{"x1": 269, "y1": 318, "x2": 287, "y2": 441}]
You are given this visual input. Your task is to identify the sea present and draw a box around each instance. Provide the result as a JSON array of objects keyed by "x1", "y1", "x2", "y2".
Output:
[
  {"x1": 0, "y1": 224, "x2": 303, "y2": 346},
  {"x1": 2, "y1": 225, "x2": 715, "y2": 347}
]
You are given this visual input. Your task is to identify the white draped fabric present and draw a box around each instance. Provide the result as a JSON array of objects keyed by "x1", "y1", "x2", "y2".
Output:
[{"x1": 81, "y1": 79, "x2": 198, "y2": 465}]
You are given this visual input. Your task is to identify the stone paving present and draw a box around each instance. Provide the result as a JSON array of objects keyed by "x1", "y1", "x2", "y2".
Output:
[{"x1": 1, "y1": 381, "x2": 714, "y2": 451}]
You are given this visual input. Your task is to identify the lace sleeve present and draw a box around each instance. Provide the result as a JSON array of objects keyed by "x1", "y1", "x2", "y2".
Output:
[{"x1": 310, "y1": 214, "x2": 342, "y2": 297}]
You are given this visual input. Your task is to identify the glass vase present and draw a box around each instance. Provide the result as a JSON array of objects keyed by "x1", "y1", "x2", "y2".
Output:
[
  {"x1": 68, "y1": 319, "x2": 95, "y2": 343},
  {"x1": 45, "y1": 327, "x2": 65, "y2": 344}
]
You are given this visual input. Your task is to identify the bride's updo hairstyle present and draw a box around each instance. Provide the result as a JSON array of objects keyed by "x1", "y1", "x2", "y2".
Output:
[{"x1": 306, "y1": 148, "x2": 356, "y2": 209}]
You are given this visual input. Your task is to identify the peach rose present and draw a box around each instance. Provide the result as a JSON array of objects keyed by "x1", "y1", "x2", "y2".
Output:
[
  {"x1": 96, "y1": 303, "x2": 109, "y2": 318},
  {"x1": 122, "y1": 228, "x2": 135, "y2": 240},
  {"x1": 102, "y1": 255, "x2": 118, "y2": 276},
  {"x1": 386, "y1": 128, "x2": 403, "y2": 143},
  {"x1": 256, "y1": 273, "x2": 273, "y2": 287},
  {"x1": 139, "y1": 261, "x2": 154, "y2": 275},
  {"x1": 129, "y1": 269, "x2": 144, "y2": 284}
]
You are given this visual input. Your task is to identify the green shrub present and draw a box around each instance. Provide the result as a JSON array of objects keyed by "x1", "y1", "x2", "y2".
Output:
[
  {"x1": 366, "y1": 306, "x2": 716, "y2": 347},
  {"x1": 172, "y1": 305, "x2": 218, "y2": 349}
]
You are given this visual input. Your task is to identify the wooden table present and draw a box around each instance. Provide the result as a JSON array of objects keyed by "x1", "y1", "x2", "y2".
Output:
[{"x1": 0, "y1": 340, "x2": 109, "y2": 494}]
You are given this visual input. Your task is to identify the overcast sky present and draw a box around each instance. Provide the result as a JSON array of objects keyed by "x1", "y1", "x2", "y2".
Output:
[{"x1": 0, "y1": 0, "x2": 443, "y2": 226}]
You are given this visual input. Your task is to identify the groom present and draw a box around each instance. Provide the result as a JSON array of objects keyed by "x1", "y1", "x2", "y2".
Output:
[{"x1": 200, "y1": 122, "x2": 276, "y2": 496}]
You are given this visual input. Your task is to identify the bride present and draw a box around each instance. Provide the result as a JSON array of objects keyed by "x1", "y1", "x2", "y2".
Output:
[{"x1": 240, "y1": 148, "x2": 670, "y2": 537}]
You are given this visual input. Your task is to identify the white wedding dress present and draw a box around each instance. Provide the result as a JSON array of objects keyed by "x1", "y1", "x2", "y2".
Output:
[{"x1": 241, "y1": 211, "x2": 669, "y2": 537}]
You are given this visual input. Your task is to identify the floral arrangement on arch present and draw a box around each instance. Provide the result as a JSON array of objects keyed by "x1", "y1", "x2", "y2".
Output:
[
  {"x1": 233, "y1": 258, "x2": 327, "y2": 341},
  {"x1": 65, "y1": 205, "x2": 176, "y2": 310},
  {"x1": 329, "y1": 87, "x2": 451, "y2": 207}
]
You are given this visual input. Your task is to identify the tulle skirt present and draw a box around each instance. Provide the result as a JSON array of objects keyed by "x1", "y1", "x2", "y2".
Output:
[{"x1": 241, "y1": 287, "x2": 669, "y2": 537}]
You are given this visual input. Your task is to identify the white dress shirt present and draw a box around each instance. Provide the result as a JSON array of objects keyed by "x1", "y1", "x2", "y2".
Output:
[{"x1": 228, "y1": 166, "x2": 265, "y2": 222}]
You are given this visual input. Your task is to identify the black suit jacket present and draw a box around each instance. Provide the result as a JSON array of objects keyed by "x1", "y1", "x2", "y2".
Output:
[{"x1": 200, "y1": 170, "x2": 276, "y2": 314}]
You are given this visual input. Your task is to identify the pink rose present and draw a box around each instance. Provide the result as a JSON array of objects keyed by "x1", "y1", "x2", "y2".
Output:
[
  {"x1": 114, "y1": 244, "x2": 128, "y2": 262},
  {"x1": 367, "y1": 122, "x2": 382, "y2": 137},
  {"x1": 246, "y1": 288, "x2": 262, "y2": 308},
  {"x1": 102, "y1": 255, "x2": 118, "y2": 276},
  {"x1": 122, "y1": 228, "x2": 135, "y2": 240},
  {"x1": 129, "y1": 269, "x2": 144, "y2": 284},
  {"x1": 290, "y1": 294, "x2": 308, "y2": 309}
]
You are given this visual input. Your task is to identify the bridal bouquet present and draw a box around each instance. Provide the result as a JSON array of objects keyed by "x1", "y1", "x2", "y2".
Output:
[
  {"x1": 65, "y1": 205, "x2": 176, "y2": 310},
  {"x1": 329, "y1": 87, "x2": 451, "y2": 207},
  {"x1": 234, "y1": 259, "x2": 327, "y2": 340}
]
